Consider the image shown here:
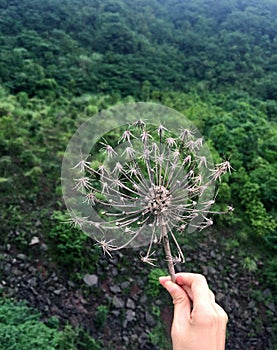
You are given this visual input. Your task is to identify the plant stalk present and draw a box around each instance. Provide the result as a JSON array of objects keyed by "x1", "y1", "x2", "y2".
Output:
[{"x1": 162, "y1": 222, "x2": 176, "y2": 283}]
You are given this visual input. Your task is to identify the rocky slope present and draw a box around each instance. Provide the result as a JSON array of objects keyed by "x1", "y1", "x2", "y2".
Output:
[{"x1": 0, "y1": 231, "x2": 275, "y2": 349}]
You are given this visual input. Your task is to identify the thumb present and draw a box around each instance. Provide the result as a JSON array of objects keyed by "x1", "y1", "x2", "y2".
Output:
[{"x1": 159, "y1": 277, "x2": 191, "y2": 318}]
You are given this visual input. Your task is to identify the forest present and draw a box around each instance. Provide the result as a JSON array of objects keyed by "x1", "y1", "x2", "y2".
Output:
[{"x1": 0, "y1": 0, "x2": 276, "y2": 349}]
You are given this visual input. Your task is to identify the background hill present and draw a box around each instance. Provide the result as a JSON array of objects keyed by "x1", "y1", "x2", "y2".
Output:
[{"x1": 0, "y1": 0, "x2": 276, "y2": 98}]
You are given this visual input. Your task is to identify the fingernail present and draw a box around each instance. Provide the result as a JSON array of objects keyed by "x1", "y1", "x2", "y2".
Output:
[{"x1": 159, "y1": 276, "x2": 168, "y2": 283}]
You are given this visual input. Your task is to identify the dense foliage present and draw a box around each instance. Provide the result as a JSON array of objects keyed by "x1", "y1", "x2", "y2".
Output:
[
  {"x1": 0, "y1": 0, "x2": 276, "y2": 348},
  {"x1": 0, "y1": 299, "x2": 59, "y2": 350},
  {"x1": 0, "y1": 299, "x2": 102, "y2": 350},
  {"x1": 0, "y1": 0, "x2": 276, "y2": 99}
]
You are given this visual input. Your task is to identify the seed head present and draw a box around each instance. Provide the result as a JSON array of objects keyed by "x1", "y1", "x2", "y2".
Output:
[{"x1": 68, "y1": 121, "x2": 232, "y2": 266}]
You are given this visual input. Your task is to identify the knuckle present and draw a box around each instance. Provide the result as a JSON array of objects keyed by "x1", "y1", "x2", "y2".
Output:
[
  {"x1": 209, "y1": 290, "x2": 215, "y2": 299},
  {"x1": 215, "y1": 304, "x2": 228, "y2": 324},
  {"x1": 192, "y1": 308, "x2": 216, "y2": 325},
  {"x1": 221, "y1": 310, "x2": 229, "y2": 324},
  {"x1": 172, "y1": 295, "x2": 187, "y2": 305},
  {"x1": 206, "y1": 312, "x2": 218, "y2": 326}
]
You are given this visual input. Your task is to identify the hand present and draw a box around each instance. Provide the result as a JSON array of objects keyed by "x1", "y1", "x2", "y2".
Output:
[{"x1": 159, "y1": 273, "x2": 228, "y2": 350}]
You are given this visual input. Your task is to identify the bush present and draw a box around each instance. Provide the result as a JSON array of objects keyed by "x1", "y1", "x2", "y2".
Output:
[
  {"x1": 146, "y1": 268, "x2": 167, "y2": 297},
  {"x1": 57, "y1": 324, "x2": 102, "y2": 350},
  {"x1": 94, "y1": 305, "x2": 109, "y2": 329},
  {"x1": 0, "y1": 299, "x2": 102, "y2": 350},
  {"x1": 0, "y1": 299, "x2": 59, "y2": 350},
  {"x1": 47, "y1": 211, "x2": 99, "y2": 274}
]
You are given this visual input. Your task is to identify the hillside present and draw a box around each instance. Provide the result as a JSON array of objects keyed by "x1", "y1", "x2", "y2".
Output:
[{"x1": 0, "y1": 0, "x2": 276, "y2": 98}]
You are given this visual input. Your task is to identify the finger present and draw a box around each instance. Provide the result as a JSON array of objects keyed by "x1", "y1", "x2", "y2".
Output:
[
  {"x1": 159, "y1": 277, "x2": 192, "y2": 318},
  {"x1": 209, "y1": 289, "x2": 222, "y2": 318},
  {"x1": 160, "y1": 276, "x2": 193, "y2": 302},
  {"x1": 160, "y1": 280, "x2": 188, "y2": 304},
  {"x1": 175, "y1": 273, "x2": 212, "y2": 308},
  {"x1": 159, "y1": 276, "x2": 171, "y2": 284},
  {"x1": 214, "y1": 303, "x2": 228, "y2": 325}
]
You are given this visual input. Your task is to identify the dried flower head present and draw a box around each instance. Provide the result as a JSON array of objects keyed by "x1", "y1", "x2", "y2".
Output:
[{"x1": 67, "y1": 119, "x2": 232, "y2": 281}]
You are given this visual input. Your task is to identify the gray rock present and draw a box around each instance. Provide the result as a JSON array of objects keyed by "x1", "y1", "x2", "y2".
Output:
[
  {"x1": 110, "y1": 285, "x2": 121, "y2": 293},
  {"x1": 216, "y1": 292, "x2": 225, "y2": 303},
  {"x1": 110, "y1": 257, "x2": 118, "y2": 265},
  {"x1": 207, "y1": 266, "x2": 217, "y2": 274},
  {"x1": 198, "y1": 254, "x2": 207, "y2": 262},
  {"x1": 210, "y1": 250, "x2": 216, "y2": 258},
  {"x1": 266, "y1": 302, "x2": 275, "y2": 313},
  {"x1": 121, "y1": 281, "x2": 130, "y2": 290},
  {"x1": 52, "y1": 274, "x2": 59, "y2": 282},
  {"x1": 126, "y1": 298, "x2": 136, "y2": 309},
  {"x1": 67, "y1": 280, "x2": 75, "y2": 288},
  {"x1": 41, "y1": 243, "x2": 48, "y2": 251},
  {"x1": 138, "y1": 332, "x2": 149, "y2": 346},
  {"x1": 145, "y1": 312, "x2": 155, "y2": 327},
  {"x1": 28, "y1": 277, "x2": 37, "y2": 287},
  {"x1": 231, "y1": 287, "x2": 239, "y2": 296},
  {"x1": 30, "y1": 286, "x2": 38, "y2": 296},
  {"x1": 248, "y1": 300, "x2": 256, "y2": 309},
  {"x1": 130, "y1": 334, "x2": 138, "y2": 342},
  {"x1": 16, "y1": 253, "x2": 27, "y2": 261},
  {"x1": 54, "y1": 289, "x2": 63, "y2": 295},
  {"x1": 243, "y1": 310, "x2": 250, "y2": 319},
  {"x1": 139, "y1": 294, "x2": 147, "y2": 304},
  {"x1": 112, "y1": 296, "x2": 125, "y2": 308},
  {"x1": 28, "y1": 266, "x2": 37, "y2": 274},
  {"x1": 122, "y1": 336, "x2": 129, "y2": 345},
  {"x1": 111, "y1": 310, "x2": 120, "y2": 317},
  {"x1": 263, "y1": 288, "x2": 271, "y2": 298},
  {"x1": 154, "y1": 299, "x2": 162, "y2": 306},
  {"x1": 83, "y1": 274, "x2": 98, "y2": 287},
  {"x1": 111, "y1": 267, "x2": 118, "y2": 276},
  {"x1": 126, "y1": 309, "x2": 136, "y2": 322},
  {"x1": 12, "y1": 267, "x2": 22, "y2": 276}
]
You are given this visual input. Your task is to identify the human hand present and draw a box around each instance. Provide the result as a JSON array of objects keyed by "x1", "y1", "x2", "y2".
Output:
[{"x1": 159, "y1": 273, "x2": 228, "y2": 350}]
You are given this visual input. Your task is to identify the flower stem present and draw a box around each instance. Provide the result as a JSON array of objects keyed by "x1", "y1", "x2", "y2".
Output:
[{"x1": 162, "y1": 222, "x2": 176, "y2": 283}]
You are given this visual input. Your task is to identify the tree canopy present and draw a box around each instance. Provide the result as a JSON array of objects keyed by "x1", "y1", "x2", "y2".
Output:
[{"x1": 0, "y1": 0, "x2": 276, "y2": 98}]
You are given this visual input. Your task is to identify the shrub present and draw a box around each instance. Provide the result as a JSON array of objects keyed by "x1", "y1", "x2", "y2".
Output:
[
  {"x1": 147, "y1": 268, "x2": 167, "y2": 297},
  {"x1": 0, "y1": 299, "x2": 102, "y2": 350},
  {"x1": 0, "y1": 299, "x2": 59, "y2": 350},
  {"x1": 48, "y1": 211, "x2": 99, "y2": 274},
  {"x1": 94, "y1": 305, "x2": 109, "y2": 329},
  {"x1": 57, "y1": 324, "x2": 102, "y2": 350}
]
